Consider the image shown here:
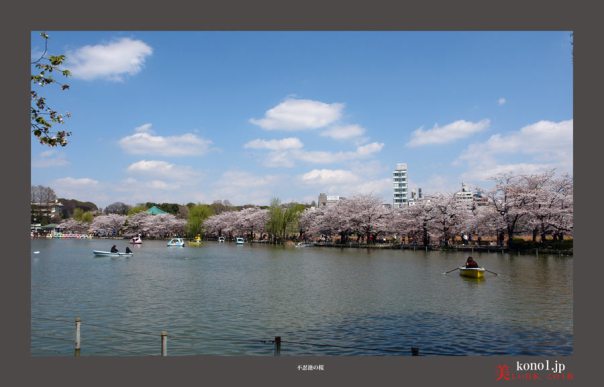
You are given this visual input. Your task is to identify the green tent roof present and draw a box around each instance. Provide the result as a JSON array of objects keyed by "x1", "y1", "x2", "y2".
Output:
[{"x1": 146, "y1": 206, "x2": 168, "y2": 215}]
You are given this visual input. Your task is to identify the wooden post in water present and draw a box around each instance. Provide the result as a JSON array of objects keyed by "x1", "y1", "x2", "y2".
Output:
[
  {"x1": 274, "y1": 336, "x2": 281, "y2": 356},
  {"x1": 536, "y1": 248, "x2": 539, "y2": 257},
  {"x1": 161, "y1": 331, "x2": 168, "y2": 357},
  {"x1": 74, "y1": 317, "x2": 81, "y2": 357},
  {"x1": 411, "y1": 347, "x2": 419, "y2": 356}
]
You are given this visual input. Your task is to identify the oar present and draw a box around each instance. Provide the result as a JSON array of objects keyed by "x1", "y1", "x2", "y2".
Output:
[
  {"x1": 443, "y1": 267, "x2": 460, "y2": 275},
  {"x1": 484, "y1": 269, "x2": 499, "y2": 276}
]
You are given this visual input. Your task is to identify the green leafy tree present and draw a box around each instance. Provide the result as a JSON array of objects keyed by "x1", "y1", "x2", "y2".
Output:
[
  {"x1": 128, "y1": 205, "x2": 148, "y2": 216},
  {"x1": 186, "y1": 204, "x2": 214, "y2": 237},
  {"x1": 81, "y1": 211, "x2": 94, "y2": 223},
  {"x1": 282, "y1": 203, "x2": 306, "y2": 239},
  {"x1": 73, "y1": 208, "x2": 94, "y2": 223},
  {"x1": 31, "y1": 32, "x2": 72, "y2": 147},
  {"x1": 266, "y1": 198, "x2": 284, "y2": 243},
  {"x1": 265, "y1": 199, "x2": 305, "y2": 243},
  {"x1": 58, "y1": 198, "x2": 98, "y2": 218}
]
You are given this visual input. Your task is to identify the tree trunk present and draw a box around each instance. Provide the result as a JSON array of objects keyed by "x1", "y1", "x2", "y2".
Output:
[
  {"x1": 422, "y1": 227, "x2": 429, "y2": 246},
  {"x1": 497, "y1": 230, "x2": 505, "y2": 247}
]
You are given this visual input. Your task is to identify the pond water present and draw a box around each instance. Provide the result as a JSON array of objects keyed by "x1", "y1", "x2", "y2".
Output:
[{"x1": 31, "y1": 239, "x2": 573, "y2": 356}]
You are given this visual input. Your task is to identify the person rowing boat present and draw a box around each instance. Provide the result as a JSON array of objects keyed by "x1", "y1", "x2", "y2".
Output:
[{"x1": 465, "y1": 256, "x2": 479, "y2": 268}]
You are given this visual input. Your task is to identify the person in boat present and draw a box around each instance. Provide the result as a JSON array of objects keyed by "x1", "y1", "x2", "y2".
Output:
[
  {"x1": 110, "y1": 245, "x2": 118, "y2": 253},
  {"x1": 125, "y1": 246, "x2": 132, "y2": 254},
  {"x1": 465, "y1": 256, "x2": 479, "y2": 268}
]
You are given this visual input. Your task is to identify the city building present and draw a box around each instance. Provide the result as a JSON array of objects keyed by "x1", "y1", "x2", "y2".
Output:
[
  {"x1": 31, "y1": 199, "x2": 63, "y2": 224},
  {"x1": 454, "y1": 183, "x2": 474, "y2": 209},
  {"x1": 392, "y1": 163, "x2": 408, "y2": 208},
  {"x1": 407, "y1": 187, "x2": 425, "y2": 207},
  {"x1": 453, "y1": 183, "x2": 489, "y2": 209},
  {"x1": 318, "y1": 193, "x2": 346, "y2": 207},
  {"x1": 473, "y1": 188, "x2": 489, "y2": 207}
]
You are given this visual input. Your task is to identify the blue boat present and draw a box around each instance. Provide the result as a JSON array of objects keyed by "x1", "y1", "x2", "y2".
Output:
[{"x1": 167, "y1": 238, "x2": 185, "y2": 247}]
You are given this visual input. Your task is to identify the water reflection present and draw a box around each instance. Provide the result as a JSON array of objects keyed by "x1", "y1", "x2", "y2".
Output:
[{"x1": 31, "y1": 239, "x2": 573, "y2": 356}]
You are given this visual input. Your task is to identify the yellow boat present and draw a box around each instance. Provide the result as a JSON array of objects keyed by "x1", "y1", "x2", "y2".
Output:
[
  {"x1": 459, "y1": 267, "x2": 485, "y2": 279},
  {"x1": 189, "y1": 235, "x2": 203, "y2": 246}
]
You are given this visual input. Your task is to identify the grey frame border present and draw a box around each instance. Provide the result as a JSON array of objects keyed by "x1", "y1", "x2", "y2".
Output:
[{"x1": 3, "y1": 0, "x2": 600, "y2": 386}]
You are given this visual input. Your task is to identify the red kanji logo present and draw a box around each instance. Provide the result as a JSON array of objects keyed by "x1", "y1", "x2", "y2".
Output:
[{"x1": 496, "y1": 364, "x2": 511, "y2": 381}]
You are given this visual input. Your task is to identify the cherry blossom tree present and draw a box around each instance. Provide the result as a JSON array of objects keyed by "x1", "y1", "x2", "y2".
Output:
[
  {"x1": 320, "y1": 201, "x2": 354, "y2": 243},
  {"x1": 141, "y1": 214, "x2": 186, "y2": 238},
  {"x1": 525, "y1": 172, "x2": 573, "y2": 242},
  {"x1": 59, "y1": 218, "x2": 90, "y2": 234},
  {"x1": 344, "y1": 194, "x2": 390, "y2": 243},
  {"x1": 403, "y1": 199, "x2": 437, "y2": 246},
  {"x1": 203, "y1": 211, "x2": 239, "y2": 239},
  {"x1": 427, "y1": 193, "x2": 472, "y2": 246},
  {"x1": 299, "y1": 206, "x2": 326, "y2": 240},
  {"x1": 89, "y1": 214, "x2": 127, "y2": 237},
  {"x1": 487, "y1": 173, "x2": 534, "y2": 247}
]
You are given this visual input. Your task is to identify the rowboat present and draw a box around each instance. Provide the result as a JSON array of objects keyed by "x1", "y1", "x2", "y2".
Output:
[
  {"x1": 93, "y1": 250, "x2": 133, "y2": 257},
  {"x1": 167, "y1": 238, "x2": 185, "y2": 247},
  {"x1": 459, "y1": 267, "x2": 485, "y2": 279}
]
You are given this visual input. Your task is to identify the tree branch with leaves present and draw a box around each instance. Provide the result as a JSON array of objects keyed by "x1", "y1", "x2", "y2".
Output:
[{"x1": 31, "y1": 32, "x2": 72, "y2": 147}]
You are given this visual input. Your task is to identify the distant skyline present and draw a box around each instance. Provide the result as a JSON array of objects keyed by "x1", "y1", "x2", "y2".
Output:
[{"x1": 31, "y1": 31, "x2": 573, "y2": 208}]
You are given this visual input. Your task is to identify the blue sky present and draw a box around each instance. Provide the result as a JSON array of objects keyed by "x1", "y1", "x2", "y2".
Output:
[{"x1": 31, "y1": 31, "x2": 573, "y2": 208}]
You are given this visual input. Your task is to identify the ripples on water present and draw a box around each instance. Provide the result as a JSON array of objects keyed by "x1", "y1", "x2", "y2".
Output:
[{"x1": 31, "y1": 239, "x2": 573, "y2": 356}]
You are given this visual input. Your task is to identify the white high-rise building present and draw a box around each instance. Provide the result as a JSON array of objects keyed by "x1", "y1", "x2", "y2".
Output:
[
  {"x1": 455, "y1": 182, "x2": 474, "y2": 209},
  {"x1": 393, "y1": 163, "x2": 408, "y2": 208}
]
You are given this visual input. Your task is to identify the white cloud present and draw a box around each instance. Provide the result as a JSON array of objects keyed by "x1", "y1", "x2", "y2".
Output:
[
  {"x1": 320, "y1": 125, "x2": 366, "y2": 140},
  {"x1": 67, "y1": 37, "x2": 153, "y2": 81},
  {"x1": 211, "y1": 171, "x2": 282, "y2": 205},
  {"x1": 126, "y1": 160, "x2": 199, "y2": 180},
  {"x1": 32, "y1": 150, "x2": 69, "y2": 168},
  {"x1": 134, "y1": 123, "x2": 153, "y2": 133},
  {"x1": 244, "y1": 137, "x2": 304, "y2": 151},
  {"x1": 457, "y1": 119, "x2": 573, "y2": 181},
  {"x1": 293, "y1": 142, "x2": 384, "y2": 164},
  {"x1": 110, "y1": 160, "x2": 204, "y2": 205},
  {"x1": 263, "y1": 151, "x2": 296, "y2": 168},
  {"x1": 301, "y1": 169, "x2": 359, "y2": 185},
  {"x1": 462, "y1": 163, "x2": 554, "y2": 181},
  {"x1": 119, "y1": 124, "x2": 213, "y2": 157},
  {"x1": 52, "y1": 177, "x2": 104, "y2": 202},
  {"x1": 54, "y1": 177, "x2": 99, "y2": 187},
  {"x1": 110, "y1": 178, "x2": 185, "y2": 207},
  {"x1": 356, "y1": 142, "x2": 383, "y2": 156},
  {"x1": 299, "y1": 168, "x2": 391, "y2": 200},
  {"x1": 246, "y1": 136, "x2": 384, "y2": 168},
  {"x1": 410, "y1": 175, "x2": 460, "y2": 196},
  {"x1": 148, "y1": 180, "x2": 172, "y2": 190},
  {"x1": 127, "y1": 160, "x2": 174, "y2": 173},
  {"x1": 498, "y1": 97, "x2": 507, "y2": 106},
  {"x1": 407, "y1": 119, "x2": 490, "y2": 147},
  {"x1": 351, "y1": 178, "x2": 392, "y2": 196},
  {"x1": 250, "y1": 98, "x2": 344, "y2": 131}
]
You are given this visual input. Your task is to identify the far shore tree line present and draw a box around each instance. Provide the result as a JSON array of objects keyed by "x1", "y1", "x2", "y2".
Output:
[{"x1": 35, "y1": 170, "x2": 573, "y2": 250}]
